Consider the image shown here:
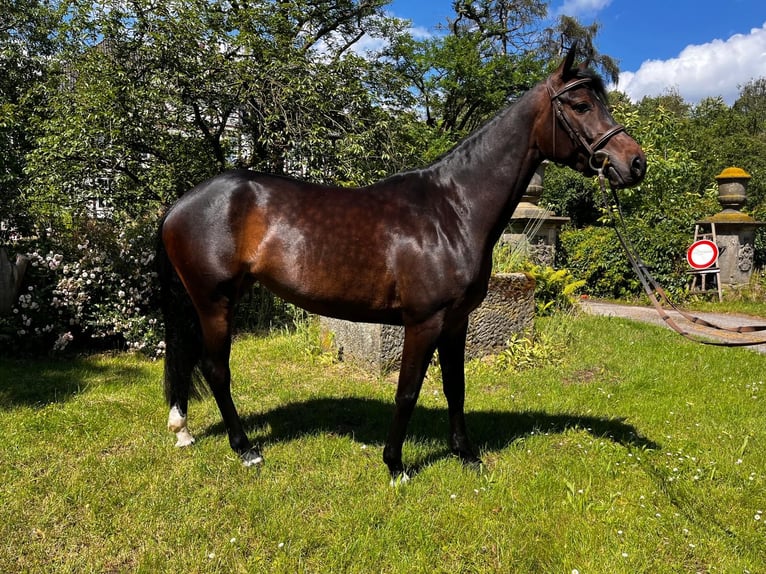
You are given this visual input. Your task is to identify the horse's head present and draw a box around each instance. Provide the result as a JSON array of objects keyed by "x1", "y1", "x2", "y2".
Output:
[{"x1": 538, "y1": 45, "x2": 646, "y2": 189}]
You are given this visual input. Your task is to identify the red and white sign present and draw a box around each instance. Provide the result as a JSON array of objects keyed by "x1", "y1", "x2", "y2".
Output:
[{"x1": 686, "y1": 240, "x2": 719, "y2": 270}]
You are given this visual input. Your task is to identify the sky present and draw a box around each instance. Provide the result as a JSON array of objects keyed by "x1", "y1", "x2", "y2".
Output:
[{"x1": 387, "y1": 0, "x2": 766, "y2": 105}]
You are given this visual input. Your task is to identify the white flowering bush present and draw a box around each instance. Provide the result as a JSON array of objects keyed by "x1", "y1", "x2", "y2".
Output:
[{"x1": 1, "y1": 215, "x2": 165, "y2": 356}]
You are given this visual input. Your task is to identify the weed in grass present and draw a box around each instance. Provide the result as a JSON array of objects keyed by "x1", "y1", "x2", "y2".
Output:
[
  {"x1": 486, "y1": 311, "x2": 575, "y2": 373},
  {"x1": 492, "y1": 330, "x2": 567, "y2": 372}
]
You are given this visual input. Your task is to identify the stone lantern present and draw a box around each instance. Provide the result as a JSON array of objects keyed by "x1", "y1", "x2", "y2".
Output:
[
  {"x1": 698, "y1": 167, "x2": 765, "y2": 287},
  {"x1": 502, "y1": 161, "x2": 570, "y2": 266}
]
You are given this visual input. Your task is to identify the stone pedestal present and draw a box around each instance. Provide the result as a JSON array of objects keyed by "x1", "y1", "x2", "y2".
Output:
[
  {"x1": 320, "y1": 273, "x2": 536, "y2": 374},
  {"x1": 0, "y1": 248, "x2": 28, "y2": 316},
  {"x1": 705, "y1": 219, "x2": 760, "y2": 286},
  {"x1": 501, "y1": 161, "x2": 569, "y2": 266},
  {"x1": 699, "y1": 167, "x2": 765, "y2": 288}
]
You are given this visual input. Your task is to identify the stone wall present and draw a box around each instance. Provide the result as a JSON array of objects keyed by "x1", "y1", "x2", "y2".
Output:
[{"x1": 320, "y1": 272, "x2": 535, "y2": 374}]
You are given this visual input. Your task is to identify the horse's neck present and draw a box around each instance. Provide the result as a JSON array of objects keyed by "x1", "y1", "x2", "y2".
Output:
[{"x1": 429, "y1": 86, "x2": 545, "y2": 246}]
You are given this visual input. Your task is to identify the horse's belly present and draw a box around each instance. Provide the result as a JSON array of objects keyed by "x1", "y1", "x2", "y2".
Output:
[{"x1": 255, "y1": 264, "x2": 403, "y2": 324}]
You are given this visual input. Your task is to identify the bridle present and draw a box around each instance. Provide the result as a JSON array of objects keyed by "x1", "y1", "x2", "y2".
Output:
[
  {"x1": 549, "y1": 78, "x2": 766, "y2": 347},
  {"x1": 547, "y1": 77, "x2": 626, "y2": 172}
]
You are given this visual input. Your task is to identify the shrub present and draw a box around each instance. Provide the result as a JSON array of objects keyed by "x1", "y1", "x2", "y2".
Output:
[
  {"x1": 1, "y1": 215, "x2": 164, "y2": 356},
  {"x1": 1, "y1": 215, "x2": 305, "y2": 357},
  {"x1": 524, "y1": 264, "x2": 585, "y2": 316},
  {"x1": 559, "y1": 226, "x2": 637, "y2": 299},
  {"x1": 560, "y1": 218, "x2": 703, "y2": 301}
]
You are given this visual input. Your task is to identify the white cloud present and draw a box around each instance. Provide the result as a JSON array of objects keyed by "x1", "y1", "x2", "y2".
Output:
[
  {"x1": 554, "y1": 0, "x2": 612, "y2": 17},
  {"x1": 615, "y1": 22, "x2": 766, "y2": 105}
]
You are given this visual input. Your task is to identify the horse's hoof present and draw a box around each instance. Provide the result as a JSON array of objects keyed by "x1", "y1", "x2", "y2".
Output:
[
  {"x1": 174, "y1": 428, "x2": 196, "y2": 448},
  {"x1": 241, "y1": 449, "x2": 264, "y2": 468},
  {"x1": 461, "y1": 453, "x2": 483, "y2": 469},
  {"x1": 453, "y1": 447, "x2": 482, "y2": 468}
]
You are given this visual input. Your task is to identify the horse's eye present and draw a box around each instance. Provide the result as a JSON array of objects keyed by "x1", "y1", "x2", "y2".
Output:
[{"x1": 572, "y1": 102, "x2": 591, "y2": 114}]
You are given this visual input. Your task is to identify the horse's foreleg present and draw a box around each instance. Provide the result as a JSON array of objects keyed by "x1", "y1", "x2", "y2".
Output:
[
  {"x1": 200, "y1": 308, "x2": 263, "y2": 467},
  {"x1": 383, "y1": 316, "x2": 442, "y2": 481},
  {"x1": 438, "y1": 320, "x2": 480, "y2": 466}
]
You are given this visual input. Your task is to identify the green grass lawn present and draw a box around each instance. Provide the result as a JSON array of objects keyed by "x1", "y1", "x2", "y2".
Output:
[{"x1": 2, "y1": 314, "x2": 765, "y2": 573}]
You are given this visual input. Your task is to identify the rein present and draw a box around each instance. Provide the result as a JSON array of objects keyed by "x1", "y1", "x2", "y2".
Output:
[{"x1": 594, "y1": 161, "x2": 766, "y2": 347}]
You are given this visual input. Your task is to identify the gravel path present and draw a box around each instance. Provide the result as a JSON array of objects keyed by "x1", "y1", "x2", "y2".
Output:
[{"x1": 580, "y1": 300, "x2": 766, "y2": 354}]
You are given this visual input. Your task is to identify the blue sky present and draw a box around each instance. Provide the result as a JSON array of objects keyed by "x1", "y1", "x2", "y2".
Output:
[{"x1": 387, "y1": 0, "x2": 766, "y2": 104}]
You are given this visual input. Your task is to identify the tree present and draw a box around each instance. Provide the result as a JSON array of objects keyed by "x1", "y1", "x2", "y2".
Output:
[
  {"x1": 685, "y1": 83, "x2": 766, "y2": 218},
  {"x1": 23, "y1": 0, "x2": 417, "y2": 224},
  {"x1": 555, "y1": 93, "x2": 721, "y2": 297},
  {"x1": 450, "y1": 0, "x2": 547, "y2": 54},
  {"x1": 540, "y1": 15, "x2": 619, "y2": 83},
  {"x1": 384, "y1": 0, "x2": 548, "y2": 160},
  {"x1": 0, "y1": 0, "x2": 63, "y2": 236},
  {"x1": 735, "y1": 77, "x2": 766, "y2": 136}
]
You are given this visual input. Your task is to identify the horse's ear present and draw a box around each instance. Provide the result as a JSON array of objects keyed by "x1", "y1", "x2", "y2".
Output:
[{"x1": 558, "y1": 42, "x2": 579, "y2": 81}]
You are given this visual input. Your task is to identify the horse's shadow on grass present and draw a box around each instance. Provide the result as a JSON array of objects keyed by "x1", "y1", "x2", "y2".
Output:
[
  {"x1": 203, "y1": 397, "x2": 659, "y2": 473},
  {"x1": 0, "y1": 357, "x2": 149, "y2": 407}
]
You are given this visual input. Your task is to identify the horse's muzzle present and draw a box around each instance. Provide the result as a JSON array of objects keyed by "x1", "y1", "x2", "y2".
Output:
[{"x1": 606, "y1": 149, "x2": 646, "y2": 189}]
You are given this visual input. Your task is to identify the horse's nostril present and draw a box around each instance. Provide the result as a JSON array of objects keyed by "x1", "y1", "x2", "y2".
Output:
[{"x1": 631, "y1": 155, "x2": 646, "y2": 178}]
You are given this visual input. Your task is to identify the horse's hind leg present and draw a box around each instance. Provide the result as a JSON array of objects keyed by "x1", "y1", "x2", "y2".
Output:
[
  {"x1": 166, "y1": 368, "x2": 196, "y2": 448},
  {"x1": 438, "y1": 320, "x2": 480, "y2": 466},
  {"x1": 199, "y1": 303, "x2": 263, "y2": 467},
  {"x1": 163, "y1": 318, "x2": 199, "y2": 447}
]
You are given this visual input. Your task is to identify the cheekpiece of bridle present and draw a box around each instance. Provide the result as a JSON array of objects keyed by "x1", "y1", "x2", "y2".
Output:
[{"x1": 547, "y1": 77, "x2": 626, "y2": 172}]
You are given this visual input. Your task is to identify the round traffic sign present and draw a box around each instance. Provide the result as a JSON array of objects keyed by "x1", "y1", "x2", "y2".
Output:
[{"x1": 687, "y1": 239, "x2": 718, "y2": 270}]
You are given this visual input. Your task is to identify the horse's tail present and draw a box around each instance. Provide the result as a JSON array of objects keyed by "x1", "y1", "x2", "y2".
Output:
[{"x1": 156, "y1": 214, "x2": 208, "y2": 403}]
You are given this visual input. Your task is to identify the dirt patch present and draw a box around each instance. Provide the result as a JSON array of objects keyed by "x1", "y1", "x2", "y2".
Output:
[{"x1": 563, "y1": 366, "x2": 619, "y2": 386}]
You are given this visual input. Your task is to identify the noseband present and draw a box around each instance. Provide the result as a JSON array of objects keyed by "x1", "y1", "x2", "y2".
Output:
[{"x1": 547, "y1": 77, "x2": 625, "y2": 171}]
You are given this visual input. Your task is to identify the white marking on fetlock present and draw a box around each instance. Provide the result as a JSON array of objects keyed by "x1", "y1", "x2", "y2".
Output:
[
  {"x1": 389, "y1": 471, "x2": 411, "y2": 487},
  {"x1": 167, "y1": 406, "x2": 195, "y2": 447},
  {"x1": 167, "y1": 406, "x2": 186, "y2": 432},
  {"x1": 242, "y1": 455, "x2": 264, "y2": 468}
]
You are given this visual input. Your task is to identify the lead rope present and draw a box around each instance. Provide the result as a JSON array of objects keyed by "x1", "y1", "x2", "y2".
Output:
[{"x1": 595, "y1": 161, "x2": 766, "y2": 347}]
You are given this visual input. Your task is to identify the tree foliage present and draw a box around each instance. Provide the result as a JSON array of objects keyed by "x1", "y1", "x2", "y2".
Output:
[
  {"x1": 4, "y1": 0, "x2": 628, "y2": 228},
  {"x1": 382, "y1": 0, "x2": 550, "y2": 160},
  {"x1": 4, "y1": 0, "x2": 766, "y2": 352},
  {"x1": 0, "y1": 0, "x2": 63, "y2": 235},
  {"x1": 20, "y1": 0, "x2": 424, "y2": 225},
  {"x1": 540, "y1": 15, "x2": 619, "y2": 83}
]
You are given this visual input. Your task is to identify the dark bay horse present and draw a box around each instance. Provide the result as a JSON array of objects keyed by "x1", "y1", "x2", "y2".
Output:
[{"x1": 157, "y1": 46, "x2": 646, "y2": 480}]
